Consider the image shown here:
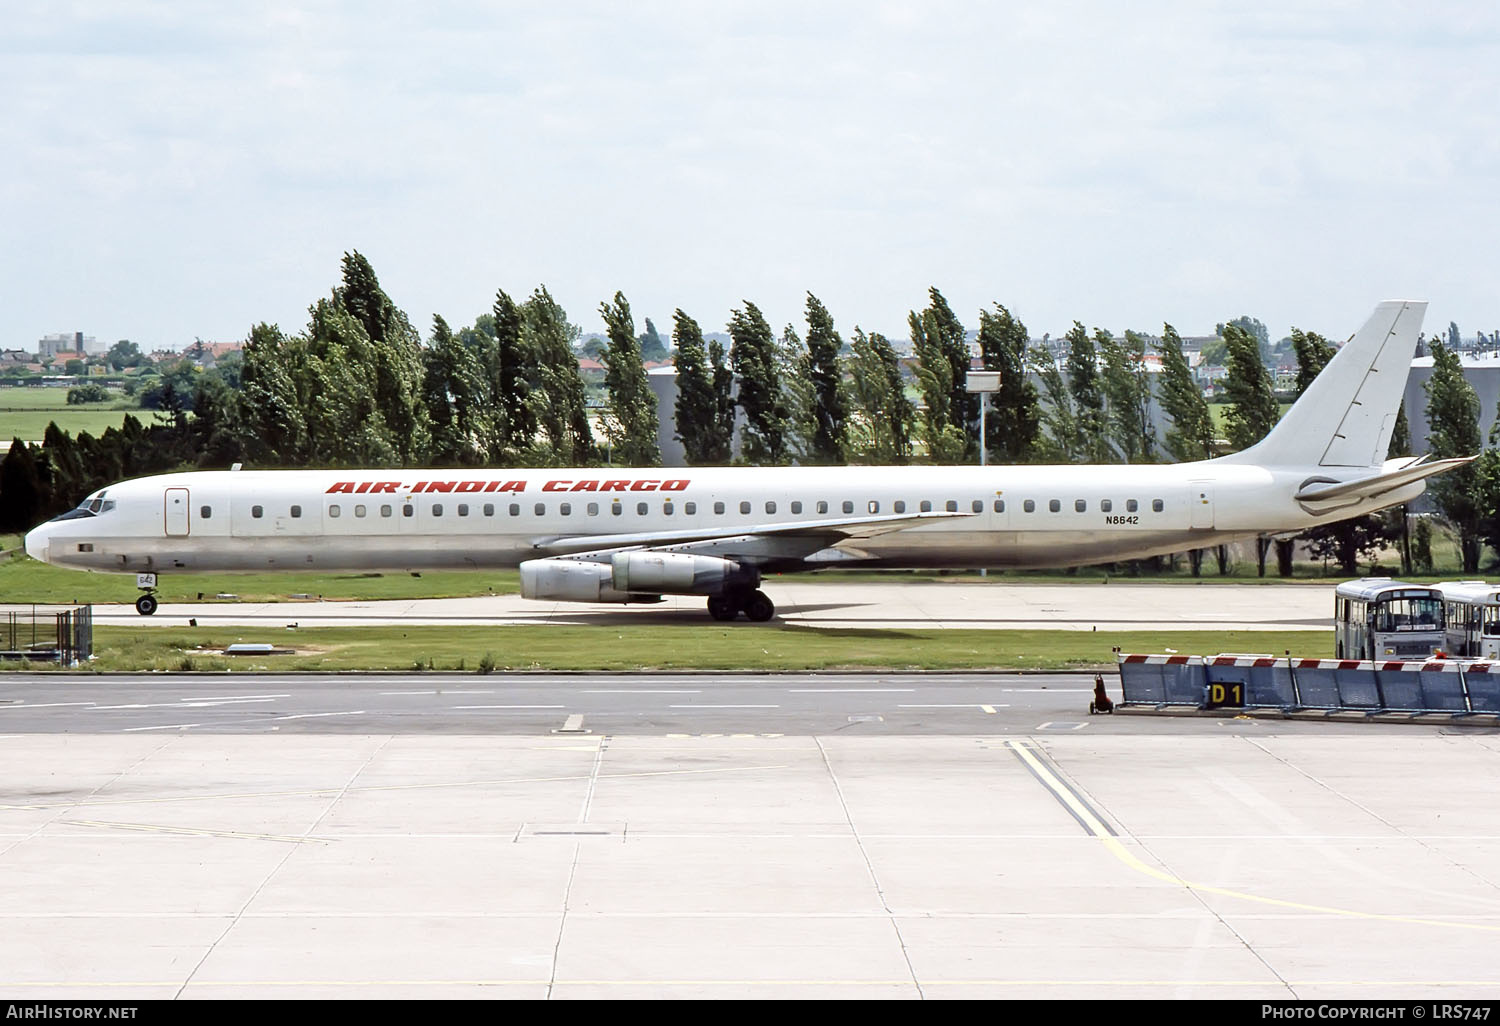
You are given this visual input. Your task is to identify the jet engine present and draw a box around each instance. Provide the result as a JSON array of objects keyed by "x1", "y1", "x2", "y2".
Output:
[
  {"x1": 519, "y1": 559, "x2": 661, "y2": 604},
  {"x1": 610, "y1": 552, "x2": 752, "y2": 595}
]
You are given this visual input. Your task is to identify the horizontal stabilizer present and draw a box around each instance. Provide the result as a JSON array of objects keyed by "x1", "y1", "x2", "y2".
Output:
[{"x1": 1293, "y1": 455, "x2": 1476, "y2": 504}]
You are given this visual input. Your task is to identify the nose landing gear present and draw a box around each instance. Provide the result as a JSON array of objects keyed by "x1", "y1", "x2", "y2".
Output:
[{"x1": 135, "y1": 572, "x2": 159, "y2": 616}]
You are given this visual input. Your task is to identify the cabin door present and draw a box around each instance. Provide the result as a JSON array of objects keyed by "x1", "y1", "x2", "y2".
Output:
[
  {"x1": 1189, "y1": 480, "x2": 1214, "y2": 529},
  {"x1": 164, "y1": 488, "x2": 190, "y2": 536}
]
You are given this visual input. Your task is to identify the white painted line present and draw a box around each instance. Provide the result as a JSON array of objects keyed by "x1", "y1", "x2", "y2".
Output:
[
  {"x1": 899, "y1": 704, "x2": 1010, "y2": 709},
  {"x1": 122, "y1": 723, "x2": 202, "y2": 732},
  {"x1": 583, "y1": 689, "x2": 702, "y2": 694},
  {"x1": 380, "y1": 691, "x2": 440, "y2": 695},
  {"x1": 179, "y1": 694, "x2": 289, "y2": 702},
  {"x1": 1002, "y1": 688, "x2": 1092, "y2": 693},
  {"x1": 0, "y1": 702, "x2": 97, "y2": 710},
  {"x1": 270, "y1": 711, "x2": 368, "y2": 721},
  {"x1": 454, "y1": 705, "x2": 565, "y2": 710},
  {"x1": 788, "y1": 689, "x2": 916, "y2": 693},
  {"x1": 981, "y1": 705, "x2": 997, "y2": 714},
  {"x1": 669, "y1": 704, "x2": 780, "y2": 709}
]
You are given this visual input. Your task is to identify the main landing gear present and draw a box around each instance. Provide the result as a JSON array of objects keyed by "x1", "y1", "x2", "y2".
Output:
[{"x1": 707, "y1": 589, "x2": 775, "y2": 623}]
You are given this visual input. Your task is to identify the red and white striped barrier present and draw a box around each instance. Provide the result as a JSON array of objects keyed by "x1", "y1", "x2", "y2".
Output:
[{"x1": 1119, "y1": 654, "x2": 1496, "y2": 673}]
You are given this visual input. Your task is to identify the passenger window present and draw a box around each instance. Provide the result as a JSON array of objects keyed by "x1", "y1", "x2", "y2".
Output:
[
  {"x1": 432, "y1": 503, "x2": 443, "y2": 517},
  {"x1": 559, "y1": 503, "x2": 571, "y2": 516},
  {"x1": 817, "y1": 501, "x2": 828, "y2": 514},
  {"x1": 894, "y1": 500, "x2": 906, "y2": 514},
  {"x1": 1101, "y1": 499, "x2": 1112, "y2": 513},
  {"x1": 252, "y1": 505, "x2": 264, "y2": 519},
  {"x1": 612, "y1": 501, "x2": 623, "y2": 515},
  {"x1": 588, "y1": 502, "x2": 599, "y2": 516},
  {"x1": 766, "y1": 501, "x2": 776, "y2": 514},
  {"x1": 637, "y1": 502, "x2": 648, "y2": 515},
  {"x1": 867, "y1": 500, "x2": 878, "y2": 514},
  {"x1": 458, "y1": 504, "x2": 469, "y2": 517},
  {"x1": 920, "y1": 500, "x2": 932, "y2": 513},
  {"x1": 685, "y1": 502, "x2": 696, "y2": 515},
  {"x1": 972, "y1": 500, "x2": 983, "y2": 514},
  {"x1": 534, "y1": 503, "x2": 545, "y2": 516},
  {"x1": 403, "y1": 504, "x2": 414, "y2": 517},
  {"x1": 663, "y1": 501, "x2": 673, "y2": 516},
  {"x1": 329, "y1": 505, "x2": 341, "y2": 518},
  {"x1": 1075, "y1": 500, "x2": 1087, "y2": 512},
  {"x1": 1024, "y1": 500, "x2": 1035, "y2": 513},
  {"x1": 945, "y1": 500, "x2": 957, "y2": 513},
  {"x1": 381, "y1": 505, "x2": 392, "y2": 518},
  {"x1": 482, "y1": 504, "x2": 493, "y2": 517},
  {"x1": 200, "y1": 505, "x2": 212, "y2": 519},
  {"x1": 355, "y1": 505, "x2": 367, "y2": 518},
  {"x1": 842, "y1": 501, "x2": 854, "y2": 514},
  {"x1": 994, "y1": 499, "x2": 1005, "y2": 513},
  {"x1": 290, "y1": 505, "x2": 302, "y2": 518},
  {"x1": 714, "y1": 502, "x2": 726, "y2": 515},
  {"x1": 791, "y1": 501, "x2": 802, "y2": 515},
  {"x1": 1126, "y1": 499, "x2": 1138, "y2": 513},
  {"x1": 1049, "y1": 499, "x2": 1061, "y2": 513},
  {"x1": 1153, "y1": 499, "x2": 1164, "y2": 513},
  {"x1": 740, "y1": 501, "x2": 751, "y2": 514},
  {"x1": 509, "y1": 503, "x2": 521, "y2": 516}
]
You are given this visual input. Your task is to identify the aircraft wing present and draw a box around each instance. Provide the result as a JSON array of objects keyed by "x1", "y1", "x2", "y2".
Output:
[
  {"x1": 534, "y1": 510, "x2": 972, "y2": 562},
  {"x1": 1293, "y1": 455, "x2": 1476, "y2": 505}
]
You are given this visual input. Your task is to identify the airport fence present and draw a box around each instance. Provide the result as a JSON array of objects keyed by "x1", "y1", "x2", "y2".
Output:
[
  {"x1": 1117, "y1": 653, "x2": 1500, "y2": 715},
  {"x1": 0, "y1": 605, "x2": 92, "y2": 665}
]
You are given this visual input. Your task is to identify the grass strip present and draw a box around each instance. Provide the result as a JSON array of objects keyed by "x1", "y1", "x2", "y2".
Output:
[{"x1": 0, "y1": 624, "x2": 1331, "y2": 673}]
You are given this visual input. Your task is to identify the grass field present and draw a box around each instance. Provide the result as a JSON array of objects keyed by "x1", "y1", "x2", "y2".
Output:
[
  {"x1": 1, "y1": 624, "x2": 1331, "y2": 673},
  {"x1": 0, "y1": 386, "x2": 152, "y2": 441}
]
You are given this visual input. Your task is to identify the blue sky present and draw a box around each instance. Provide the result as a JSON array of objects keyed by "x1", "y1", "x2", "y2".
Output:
[{"x1": 4, "y1": 1, "x2": 1498, "y2": 352}]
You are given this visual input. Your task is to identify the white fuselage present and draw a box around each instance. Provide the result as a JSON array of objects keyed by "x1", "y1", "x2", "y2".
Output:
[{"x1": 23, "y1": 462, "x2": 1420, "y2": 576}]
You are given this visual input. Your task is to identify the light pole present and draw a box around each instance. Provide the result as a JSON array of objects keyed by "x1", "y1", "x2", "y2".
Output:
[
  {"x1": 965, "y1": 371, "x2": 1001, "y2": 577},
  {"x1": 966, "y1": 371, "x2": 1001, "y2": 467}
]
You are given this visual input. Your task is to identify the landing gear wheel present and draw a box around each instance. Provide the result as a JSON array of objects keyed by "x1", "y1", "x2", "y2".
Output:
[
  {"x1": 135, "y1": 593, "x2": 159, "y2": 616},
  {"x1": 707, "y1": 595, "x2": 738, "y2": 621},
  {"x1": 743, "y1": 590, "x2": 775, "y2": 623}
]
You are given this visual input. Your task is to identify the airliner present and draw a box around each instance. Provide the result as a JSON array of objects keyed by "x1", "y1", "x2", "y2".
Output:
[{"x1": 24, "y1": 301, "x2": 1468, "y2": 621}]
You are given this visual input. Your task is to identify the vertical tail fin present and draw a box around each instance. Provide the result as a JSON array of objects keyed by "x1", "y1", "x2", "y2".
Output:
[{"x1": 1217, "y1": 300, "x2": 1426, "y2": 469}]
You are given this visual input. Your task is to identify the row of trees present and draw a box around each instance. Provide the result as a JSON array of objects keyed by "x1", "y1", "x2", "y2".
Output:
[{"x1": 4, "y1": 251, "x2": 1500, "y2": 577}]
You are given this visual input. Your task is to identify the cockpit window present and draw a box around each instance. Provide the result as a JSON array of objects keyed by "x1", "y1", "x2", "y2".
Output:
[{"x1": 51, "y1": 497, "x2": 115, "y2": 522}]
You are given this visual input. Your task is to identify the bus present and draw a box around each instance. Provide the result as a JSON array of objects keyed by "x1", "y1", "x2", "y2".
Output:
[
  {"x1": 1435, "y1": 581, "x2": 1500, "y2": 659},
  {"x1": 1333, "y1": 578, "x2": 1446, "y2": 660}
]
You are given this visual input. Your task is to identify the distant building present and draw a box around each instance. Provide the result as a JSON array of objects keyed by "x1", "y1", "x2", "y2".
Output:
[
  {"x1": 1402, "y1": 351, "x2": 1500, "y2": 457},
  {"x1": 37, "y1": 332, "x2": 103, "y2": 359}
]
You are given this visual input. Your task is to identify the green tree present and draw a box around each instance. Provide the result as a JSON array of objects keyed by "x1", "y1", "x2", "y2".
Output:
[
  {"x1": 728, "y1": 302, "x2": 787, "y2": 464},
  {"x1": 1100, "y1": 329, "x2": 1154, "y2": 462},
  {"x1": 976, "y1": 303, "x2": 1039, "y2": 463},
  {"x1": 910, "y1": 308, "x2": 965, "y2": 463},
  {"x1": 1291, "y1": 327, "x2": 1336, "y2": 397},
  {"x1": 910, "y1": 288, "x2": 977, "y2": 459},
  {"x1": 1157, "y1": 324, "x2": 1214, "y2": 463},
  {"x1": 1423, "y1": 342, "x2": 1484, "y2": 572},
  {"x1": 638, "y1": 318, "x2": 668, "y2": 362},
  {"x1": 598, "y1": 291, "x2": 661, "y2": 467},
  {"x1": 488, "y1": 289, "x2": 535, "y2": 457},
  {"x1": 1219, "y1": 315, "x2": 1271, "y2": 361},
  {"x1": 0, "y1": 439, "x2": 45, "y2": 532},
  {"x1": 335, "y1": 251, "x2": 431, "y2": 463},
  {"x1": 778, "y1": 323, "x2": 817, "y2": 463},
  {"x1": 803, "y1": 293, "x2": 848, "y2": 464},
  {"x1": 523, "y1": 286, "x2": 594, "y2": 465},
  {"x1": 672, "y1": 310, "x2": 733, "y2": 465},
  {"x1": 1221, "y1": 324, "x2": 1280, "y2": 452},
  {"x1": 1030, "y1": 340, "x2": 1077, "y2": 462},
  {"x1": 423, "y1": 314, "x2": 491, "y2": 466},
  {"x1": 237, "y1": 323, "x2": 306, "y2": 465},
  {"x1": 846, "y1": 328, "x2": 914, "y2": 463},
  {"x1": 1066, "y1": 322, "x2": 1110, "y2": 462}
]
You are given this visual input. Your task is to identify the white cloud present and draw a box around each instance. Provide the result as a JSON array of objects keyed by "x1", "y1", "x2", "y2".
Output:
[{"x1": 2, "y1": 1, "x2": 1498, "y2": 352}]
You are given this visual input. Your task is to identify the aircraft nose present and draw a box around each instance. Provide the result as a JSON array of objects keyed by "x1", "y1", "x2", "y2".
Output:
[{"x1": 23, "y1": 524, "x2": 49, "y2": 563}]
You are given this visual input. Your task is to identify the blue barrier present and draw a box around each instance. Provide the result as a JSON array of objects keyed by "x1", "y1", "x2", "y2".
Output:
[{"x1": 1115, "y1": 655, "x2": 1499, "y2": 717}]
